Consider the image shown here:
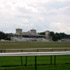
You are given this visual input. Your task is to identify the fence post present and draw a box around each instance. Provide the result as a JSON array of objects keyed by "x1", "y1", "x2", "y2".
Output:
[
  {"x1": 35, "y1": 56, "x2": 37, "y2": 70},
  {"x1": 37, "y1": 48, "x2": 39, "y2": 52},
  {"x1": 21, "y1": 56, "x2": 23, "y2": 66},
  {"x1": 25, "y1": 56, "x2": 27, "y2": 67},
  {"x1": 54, "y1": 56, "x2": 56, "y2": 65},
  {"x1": 65, "y1": 49, "x2": 66, "y2": 51},
  {"x1": 21, "y1": 50, "x2": 23, "y2": 52},
  {"x1": 50, "y1": 56, "x2": 52, "y2": 65},
  {"x1": 52, "y1": 48, "x2": 53, "y2": 52}
]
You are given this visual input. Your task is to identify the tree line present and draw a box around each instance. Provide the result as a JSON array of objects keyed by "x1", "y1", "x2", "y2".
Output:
[
  {"x1": 39, "y1": 31, "x2": 70, "y2": 41},
  {"x1": 0, "y1": 32, "x2": 10, "y2": 40},
  {"x1": 50, "y1": 32, "x2": 70, "y2": 41}
]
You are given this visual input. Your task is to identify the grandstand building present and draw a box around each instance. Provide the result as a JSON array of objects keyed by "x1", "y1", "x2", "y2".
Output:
[{"x1": 10, "y1": 28, "x2": 50, "y2": 42}]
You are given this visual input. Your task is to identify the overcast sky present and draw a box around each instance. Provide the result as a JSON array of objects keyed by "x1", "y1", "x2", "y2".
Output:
[{"x1": 0, "y1": 0, "x2": 70, "y2": 34}]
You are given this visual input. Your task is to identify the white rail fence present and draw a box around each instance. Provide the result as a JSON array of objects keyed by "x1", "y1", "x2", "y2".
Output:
[
  {"x1": 0, "y1": 51, "x2": 70, "y2": 70},
  {"x1": 0, "y1": 51, "x2": 70, "y2": 56},
  {"x1": 0, "y1": 47, "x2": 70, "y2": 53}
]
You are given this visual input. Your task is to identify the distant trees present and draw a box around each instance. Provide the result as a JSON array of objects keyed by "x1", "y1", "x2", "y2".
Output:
[
  {"x1": 0, "y1": 31, "x2": 10, "y2": 40},
  {"x1": 52, "y1": 33, "x2": 70, "y2": 41},
  {"x1": 50, "y1": 32, "x2": 70, "y2": 41},
  {"x1": 39, "y1": 31, "x2": 70, "y2": 41},
  {"x1": 39, "y1": 32, "x2": 45, "y2": 35},
  {"x1": 0, "y1": 32, "x2": 7, "y2": 40}
]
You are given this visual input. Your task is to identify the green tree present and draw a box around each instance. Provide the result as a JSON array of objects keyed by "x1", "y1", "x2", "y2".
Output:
[{"x1": 0, "y1": 32, "x2": 7, "y2": 40}]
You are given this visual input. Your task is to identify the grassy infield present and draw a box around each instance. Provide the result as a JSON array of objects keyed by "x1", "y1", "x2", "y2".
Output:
[
  {"x1": 0, "y1": 42, "x2": 70, "y2": 70},
  {"x1": 0, "y1": 42, "x2": 70, "y2": 49}
]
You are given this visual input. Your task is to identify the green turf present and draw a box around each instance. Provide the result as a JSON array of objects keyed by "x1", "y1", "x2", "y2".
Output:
[
  {"x1": 0, "y1": 42, "x2": 70, "y2": 49},
  {"x1": 0, "y1": 65, "x2": 70, "y2": 70},
  {"x1": 0, "y1": 55, "x2": 70, "y2": 66},
  {"x1": 0, "y1": 42, "x2": 70, "y2": 70}
]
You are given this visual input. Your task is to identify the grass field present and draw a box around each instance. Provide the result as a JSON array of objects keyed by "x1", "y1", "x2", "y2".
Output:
[
  {"x1": 0, "y1": 55, "x2": 70, "y2": 70},
  {"x1": 0, "y1": 42, "x2": 70, "y2": 49},
  {"x1": 0, "y1": 42, "x2": 70, "y2": 70},
  {"x1": 0, "y1": 55, "x2": 70, "y2": 66},
  {"x1": 0, "y1": 65, "x2": 70, "y2": 70}
]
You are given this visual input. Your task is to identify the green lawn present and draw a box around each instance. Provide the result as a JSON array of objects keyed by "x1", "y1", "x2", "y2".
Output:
[
  {"x1": 0, "y1": 65, "x2": 70, "y2": 70},
  {"x1": 0, "y1": 42, "x2": 70, "y2": 70},
  {"x1": 0, "y1": 55, "x2": 70, "y2": 69},
  {"x1": 0, "y1": 42, "x2": 70, "y2": 49}
]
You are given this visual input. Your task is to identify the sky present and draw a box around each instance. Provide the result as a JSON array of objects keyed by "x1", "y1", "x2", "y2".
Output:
[{"x1": 0, "y1": 0, "x2": 70, "y2": 34}]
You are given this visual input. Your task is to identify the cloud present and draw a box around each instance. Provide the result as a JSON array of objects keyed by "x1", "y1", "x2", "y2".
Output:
[
  {"x1": 0, "y1": 0, "x2": 70, "y2": 34},
  {"x1": 49, "y1": 22, "x2": 70, "y2": 34}
]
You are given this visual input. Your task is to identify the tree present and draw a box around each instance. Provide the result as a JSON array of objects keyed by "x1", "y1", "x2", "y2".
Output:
[
  {"x1": 39, "y1": 32, "x2": 45, "y2": 35},
  {"x1": 0, "y1": 32, "x2": 7, "y2": 40},
  {"x1": 39, "y1": 31, "x2": 70, "y2": 41}
]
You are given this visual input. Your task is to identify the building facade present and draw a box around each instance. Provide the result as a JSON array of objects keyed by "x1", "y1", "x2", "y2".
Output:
[{"x1": 10, "y1": 28, "x2": 50, "y2": 42}]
